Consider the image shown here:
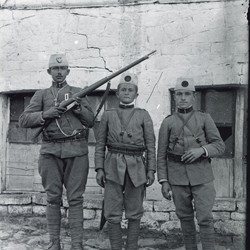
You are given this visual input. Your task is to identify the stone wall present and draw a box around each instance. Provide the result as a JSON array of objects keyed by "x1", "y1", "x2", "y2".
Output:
[{"x1": 0, "y1": 194, "x2": 246, "y2": 243}]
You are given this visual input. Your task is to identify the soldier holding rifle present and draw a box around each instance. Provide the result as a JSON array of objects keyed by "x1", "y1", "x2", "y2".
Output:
[{"x1": 19, "y1": 54, "x2": 95, "y2": 250}]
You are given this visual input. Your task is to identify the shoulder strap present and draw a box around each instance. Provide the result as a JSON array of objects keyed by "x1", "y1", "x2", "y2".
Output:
[
  {"x1": 175, "y1": 110, "x2": 195, "y2": 138},
  {"x1": 116, "y1": 108, "x2": 136, "y2": 133},
  {"x1": 171, "y1": 111, "x2": 195, "y2": 150}
]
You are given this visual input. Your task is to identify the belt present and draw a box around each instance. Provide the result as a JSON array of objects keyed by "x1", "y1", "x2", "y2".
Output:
[
  {"x1": 43, "y1": 131, "x2": 87, "y2": 143},
  {"x1": 167, "y1": 152, "x2": 205, "y2": 163},
  {"x1": 107, "y1": 145, "x2": 145, "y2": 156},
  {"x1": 167, "y1": 153, "x2": 183, "y2": 162}
]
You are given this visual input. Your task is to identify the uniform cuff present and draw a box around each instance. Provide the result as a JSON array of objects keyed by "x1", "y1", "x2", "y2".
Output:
[
  {"x1": 159, "y1": 179, "x2": 168, "y2": 183},
  {"x1": 41, "y1": 112, "x2": 45, "y2": 125},
  {"x1": 202, "y1": 146, "x2": 209, "y2": 157}
]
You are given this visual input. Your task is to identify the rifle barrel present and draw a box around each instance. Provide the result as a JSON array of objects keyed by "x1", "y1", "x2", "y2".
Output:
[{"x1": 33, "y1": 50, "x2": 157, "y2": 138}]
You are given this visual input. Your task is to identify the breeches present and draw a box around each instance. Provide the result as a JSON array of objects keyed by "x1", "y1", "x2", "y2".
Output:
[
  {"x1": 104, "y1": 172, "x2": 145, "y2": 223},
  {"x1": 38, "y1": 154, "x2": 89, "y2": 206},
  {"x1": 171, "y1": 182, "x2": 216, "y2": 226}
]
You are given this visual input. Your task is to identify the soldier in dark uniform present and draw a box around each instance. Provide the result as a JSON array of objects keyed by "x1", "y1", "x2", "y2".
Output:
[
  {"x1": 19, "y1": 54, "x2": 95, "y2": 250},
  {"x1": 95, "y1": 73, "x2": 156, "y2": 250},
  {"x1": 157, "y1": 78, "x2": 225, "y2": 250}
]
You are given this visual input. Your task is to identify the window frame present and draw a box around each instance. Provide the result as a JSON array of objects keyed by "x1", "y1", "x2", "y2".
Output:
[{"x1": 6, "y1": 89, "x2": 119, "y2": 145}]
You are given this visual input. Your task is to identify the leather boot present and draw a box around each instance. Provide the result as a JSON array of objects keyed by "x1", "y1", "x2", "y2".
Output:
[
  {"x1": 180, "y1": 219, "x2": 198, "y2": 250},
  {"x1": 46, "y1": 204, "x2": 61, "y2": 250},
  {"x1": 199, "y1": 223, "x2": 215, "y2": 250},
  {"x1": 108, "y1": 221, "x2": 123, "y2": 250},
  {"x1": 126, "y1": 219, "x2": 140, "y2": 250},
  {"x1": 69, "y1": 205, "x2": 84, "y2": 250},
  {"x1": 70, "y1": 243, "x2": 83, "y2": 250},
  {"x1": 47, "y1": 238, "x2": 61, "y2": 250}
]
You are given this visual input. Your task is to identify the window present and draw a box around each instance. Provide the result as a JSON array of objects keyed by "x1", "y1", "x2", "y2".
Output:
[
  {"x1": 7, "y1": 90, "x2": 119, "y2": 144},
  {"x1": 170, "y1": 85, "x2": 238, "y2": 158},
  {"x1": 8, "y1": 92, "x2": 38, "y2": 143}
]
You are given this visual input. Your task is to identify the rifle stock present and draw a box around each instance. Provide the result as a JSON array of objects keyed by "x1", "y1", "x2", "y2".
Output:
[{"x1": 33, "y1": 50, "x2": 157, "y2": 138}]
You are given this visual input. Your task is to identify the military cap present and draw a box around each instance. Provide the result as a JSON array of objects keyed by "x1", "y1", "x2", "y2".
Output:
[
  {"x1": 48, "y1": 54, "x2": 68, "y2": 68},
  {"x1": 119, "y1": 72, "x2": 138, "y2": 87},
  {"x1": 174, "y1": 77, "x2": 195, "y2": 91}
]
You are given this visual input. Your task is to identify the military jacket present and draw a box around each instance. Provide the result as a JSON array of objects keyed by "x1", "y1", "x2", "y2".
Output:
[
  {"x1": 19, "y1": 82, "x2": 94, "y2": 158},
  {"x1": 157, "y1": 109, "x2": 225, "y2": 186},
  {"x1": 95, "y1": 106, "x2": 156, "y2": 187}
]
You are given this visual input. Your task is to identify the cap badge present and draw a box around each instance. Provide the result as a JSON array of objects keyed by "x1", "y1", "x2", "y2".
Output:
[
  {"x1": 125, "y1": 75, "x2": 131, "y2": 82},
  {"x1": 181, "y1": 81, "x2": 189, "y2": 87},
  {"x1": 56, "y1": 57, "x2": 63, "y2": 63}
]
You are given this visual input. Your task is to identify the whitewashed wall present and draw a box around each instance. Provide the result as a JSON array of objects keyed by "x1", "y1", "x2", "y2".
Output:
[
  {"x1": 0, "y1": 0, "x2": 248, "y2": 197},
  {"x1": 0, "y1": 0, "x2": 248, "y2": 128}
]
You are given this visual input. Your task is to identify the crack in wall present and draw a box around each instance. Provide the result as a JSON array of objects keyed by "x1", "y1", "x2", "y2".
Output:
[
  {"x1": 0, "y1": 14, "x2": 36, "y2": 30},
  {"x1": 73, "y1": 32, "x2": 113, "y2": 73}
]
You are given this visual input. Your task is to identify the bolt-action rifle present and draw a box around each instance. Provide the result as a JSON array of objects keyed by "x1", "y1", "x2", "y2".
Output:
[{"x1": 33, "y1": 50, "x2": 157, "y2": 138}]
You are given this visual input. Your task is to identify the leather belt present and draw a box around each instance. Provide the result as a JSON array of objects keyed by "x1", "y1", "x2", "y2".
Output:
[
  {"x1": 107, "y1": 145, "x2": 145, "y2": 156},
  {"x1": 167, "y1": 152, "x2": 206, "y2": 163},
  {"x1": 43, "y1": 131, "x2": 87, "y2": 143},
  {"x1": 167, "y1": 153, "x2": 183, "y2": 162}
]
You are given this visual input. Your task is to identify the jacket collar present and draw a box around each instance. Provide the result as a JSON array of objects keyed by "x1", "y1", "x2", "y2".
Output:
[
  {"x1": 177, "y1": 106, "x2": 193, "y2": 114},
  {"x1": 52, "y1": 80, "x2": 67, "y2": 88},
  {"x1": 119, "y1": 103, "x2": 134, "y2": 109}
]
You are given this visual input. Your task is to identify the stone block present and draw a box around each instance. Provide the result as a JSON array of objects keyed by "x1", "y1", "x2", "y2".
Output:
[
  {"x1": 141, "y1": 213, "x2": 160, "y2": 230},
  {"x1": 83, "y1": 219, "x2": 100, "y2": 229},
  {"x1": 212, "y1": 211, "x2": 230, "y2": 221},
  {"x1": 214, "y1": 220, "x2": 245, "y2": 235},
  {"x1": 144, "y1": 211, "x2": 170, "y2": 222},
  {"x1": 154, "y1": 200, "x2": 176, "y2": 212},
  {"x1": 213, "y1": 199, "x2": 236, "y2": 211},
  {"x1": 32, "y1": 205, "x2": 46, "y2": 216},
  {"x1": 169, "y1": 212, "x2": 178, "y2": 221},
  {"x1": 83, "y1": 198, "x2": 102, "y2": 209},
  {"x1": 237, "y1": 200, "x2": 246, "y2": 213},
  {"x1": 143, "y1": 200, "x2": 153, "y2": 212},
  {"x1": 160, "y1": 221, "x2": 181, "y2": 234},
  {"x1": 231, "y1": 212, "x2": 246, "y2": 221},
  {"x1": 32, "y1": 193, "x2": 47, "y2": 205},
  {"x1": 145, "y1": 183, "x2": 163, "y2": 201},
  {"x1": 0, "y1": 194, "x2": 31, "y2": 205},
  {"x1": 84, "y1": 209, "x2": 96, "y2": 220},
  {"x1": 0, "y1": 205, "x2": 8, "y2": 216},
  {"x1": 8, "y1": 205, "x2": 33, "y2": 216}
]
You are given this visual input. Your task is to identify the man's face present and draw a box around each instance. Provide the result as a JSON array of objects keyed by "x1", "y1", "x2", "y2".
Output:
[
  {"x1": 116, "y1": 83, "x2": 138, "y2": 104},
  {"x1": 174, "y1": 90, "x2": 195, "y2": 109},
  {"x1": 47, "y1": 66, "x2": 70, "y2": 83}
]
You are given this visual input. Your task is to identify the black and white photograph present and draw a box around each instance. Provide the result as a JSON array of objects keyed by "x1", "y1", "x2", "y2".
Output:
[{"x1": 0, "y1": 0, "x2": 248, "y2": 249}]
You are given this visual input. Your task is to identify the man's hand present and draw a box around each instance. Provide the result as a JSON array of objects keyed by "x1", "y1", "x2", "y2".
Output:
[
  {"x1": 42, "y1": 106, "x2": 67, "y2": 119},
  {"x1": 72, "y1": 97, "x2": 82, "y2": 115},
  {"x1": 96, "y1": 169, "x2": 106, "y2": 188},
  {"x1": 146, "y1": 170, "x2": 155, "y2": 187},
  {"x1": 161, "y1": 181, "x2": 172, "y2": 200},
  {"x1": 181, "y1": 148, "x2": 205, "y2": 164}
]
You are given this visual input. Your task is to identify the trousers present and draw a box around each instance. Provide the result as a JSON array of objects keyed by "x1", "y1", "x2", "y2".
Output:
[{"x1": 38, "y1": 154, "x2": 89, "y2": 206}]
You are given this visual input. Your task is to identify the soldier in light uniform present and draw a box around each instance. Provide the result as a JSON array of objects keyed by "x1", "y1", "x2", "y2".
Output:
[
  {"x1": 95, "y1": 73, "x2": 156, "y2": 250},
  {"x1": 157, "y1": 78, "x2": 225, "y2": 250},
  {"x1": 19, "y1": 54, "x2": 95, "y2": 250}
]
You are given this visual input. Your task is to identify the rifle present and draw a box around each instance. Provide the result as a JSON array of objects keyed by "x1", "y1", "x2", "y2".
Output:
[{"x1": 33, "y1": 50, "x2": 157, "y2": 138}]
